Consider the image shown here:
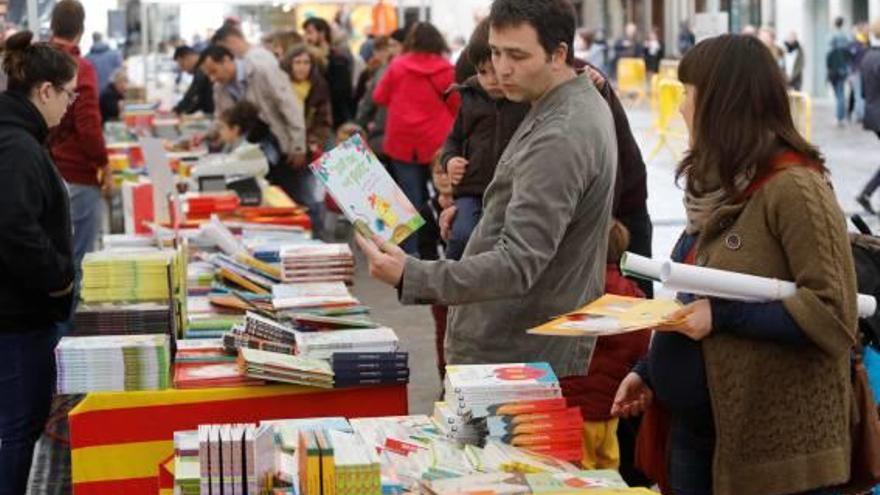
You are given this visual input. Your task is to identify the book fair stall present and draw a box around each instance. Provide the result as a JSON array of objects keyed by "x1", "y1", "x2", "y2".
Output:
[{"x1": 63, "y1": 104, "x2": 704, "y2": 495}]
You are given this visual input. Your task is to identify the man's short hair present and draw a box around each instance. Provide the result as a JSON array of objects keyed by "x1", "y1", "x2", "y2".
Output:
[
  {"x1": 302, "y1": 17, "x2": 333, "y2": 45},
  {"x1": 212, "y1": 24, "x2": 244, "y2": 44},
  {"x1": 835, "y1": 16, "x2": 845, "y2": 28},
  {"x1": 489, "y1": 0, "x2": 577, "y2": 65},
  {"x1": 51, "y1": 0, "x2": 86, "y2": 40},
  {"x1": 201, "y1": 44, "x2": 234, "y2": 63},
  {"x1": 173, "y1": 45, "x2": 196, "y2": 61}
]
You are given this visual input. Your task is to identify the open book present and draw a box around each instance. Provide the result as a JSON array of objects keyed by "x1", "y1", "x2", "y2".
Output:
[
  {"x1": 310, "y1": 134, "x2": 424, "y2": 244},
  {"x1": 527, "y1": 294, "x2": 682, "y2": 337}
]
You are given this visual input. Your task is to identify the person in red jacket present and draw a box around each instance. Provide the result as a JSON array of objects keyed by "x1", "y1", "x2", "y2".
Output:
[
  {"x1": 47, "y1": 0, "x2": 110, "y2": 329},
  {"x1": 373, "y1": 22, "x2": 460, "y2": 256},
  {"x1": 560, "y1": 219, "x2": 651, "y2": 470}
]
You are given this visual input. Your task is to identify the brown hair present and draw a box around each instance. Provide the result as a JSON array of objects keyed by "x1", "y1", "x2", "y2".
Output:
[
  {"x1": 466, "y1": 18, "x2": 492, "y2": 67},
  {"x1": 676, "y1": 34, "x2": 825, "y2": 196},
  {"x1": 280, "y1": 43, "x2": 321, "y2": 82},
  {"x1": 405, "y1": 22, "x2": 449, "y2": 55},
  {"x1": 607, "y1": 219, "x2": 631, "y2": 264},
  {"x1": 50, "y1": 0, "x2": 85, "y2": 40},
  {"x1": 3, "y1": 31, "x2": 78, "y2": 94},
  {"x1": 372, "y1": 35, "x2": 391, "y2": 53}
]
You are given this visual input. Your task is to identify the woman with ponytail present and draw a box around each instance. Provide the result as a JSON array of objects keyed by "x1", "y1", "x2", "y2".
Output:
[{"x1": 0, "y1": 30, "x2": 78, "y2": 495}]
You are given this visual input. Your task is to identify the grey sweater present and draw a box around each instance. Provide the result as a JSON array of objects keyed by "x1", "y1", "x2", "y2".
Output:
[{"x1": 400, "y1": 74, "x2": 618, "y2": 377}]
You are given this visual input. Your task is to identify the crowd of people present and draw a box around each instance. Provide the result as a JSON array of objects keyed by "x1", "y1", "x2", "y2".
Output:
[{"x1": 0, "y1": 0, "x2": 878, "y2": 494}]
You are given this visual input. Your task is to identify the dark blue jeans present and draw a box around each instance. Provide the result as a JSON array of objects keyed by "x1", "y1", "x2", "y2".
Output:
[
  {"x1": 389, "y1": 161, "x2": 430, "y2": 257},
  {"x1": 446, "y1": 196, "x2": 482, "y2": 261},
  {"x1": 0, "y1": 327, "x2": 57, "y2": 495},
  {"x1": 832, "y1": 79, "x2": 847, "y2": 123}
]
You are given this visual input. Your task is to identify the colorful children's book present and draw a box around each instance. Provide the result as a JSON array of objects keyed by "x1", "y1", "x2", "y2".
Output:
[{"x1": 309, "y1": 134, "x2": 424, "y2": 245}]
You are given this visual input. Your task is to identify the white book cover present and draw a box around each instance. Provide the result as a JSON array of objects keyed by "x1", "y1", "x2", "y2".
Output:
[
  {"x1": 445, "y1": 363, "x2": 560, "y2": 393},
  {"x1": 309, "y1": 134, "x2": 424, "y2": 245}
]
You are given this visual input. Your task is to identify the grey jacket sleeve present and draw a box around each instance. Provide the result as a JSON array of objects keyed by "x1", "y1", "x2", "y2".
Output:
[
  {"x1": 400, "y1": 125, "x2": 591, "y2": 305},
  {"x1": 257, "y1": 68, "x2": 307, "y2": 155}
]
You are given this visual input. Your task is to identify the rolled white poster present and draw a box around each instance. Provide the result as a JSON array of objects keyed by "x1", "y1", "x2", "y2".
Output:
[
  {"x1": 660, "y1": 261, "x2": 877, "y2": 318},
  {"x1": 620, "y1": 252, "x2": 664, "y2": 282}
]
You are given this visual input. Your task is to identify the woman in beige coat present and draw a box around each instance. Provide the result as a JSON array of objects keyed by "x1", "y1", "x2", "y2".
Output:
[{"x1": 613, "y1": 34, "x2": 858, "y2": 495}]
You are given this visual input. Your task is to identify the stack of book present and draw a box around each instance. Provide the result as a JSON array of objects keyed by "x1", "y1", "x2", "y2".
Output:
[
  {"x1": 295, "y1": 327, "x2": 399, "y2": 360},
  {"x1": 173, "y1": 339, "x2": 263, "y2": 389},
  {"x1": 185, "y1": 313, "x2": 244, "y2": 339},
  {"x1": 187, "y1": 260, "x2": 216, "y2": 295},
  {"x1": 223, "y1": 312, "x2": 298, "y2": 355},
  {"x1": 238, "y1": 348, "x2": 334, "y2": 388},
  {"x1": 72, "y1": 302, "x2": 173, "y2": 336},
  {"x1": 280, "y1": 244, "x2": 355, "y2": 284},
  {"x1": 331, "y1": 352, "x2": 410, "y2": 388},
  {"x1": 208, "y1": 253, "x2": 279, "y2": 294},
  {"x1": 80, "y1": 249, "x2": 176, "y2": 303},
  {"x1": 271, "y1": 282, "x2": 360, "y2": 312},
  {"x1": 173, "y1": 431, "x2": 200, "y2": 495},
  {"x1": 437, "y1": 363, "x2": 580, "y2": 461},
  {"x1": 325, "y1": 429, "x2": 382, "y2": 495},
  {"x1": 55, "y1": 334, "x2": 170, "y2": 394},
  {"x1": 198, "y1": 423, "x2": 275, "y2": 495}
]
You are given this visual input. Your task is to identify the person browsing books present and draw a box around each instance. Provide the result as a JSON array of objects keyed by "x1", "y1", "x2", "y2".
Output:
[
  {"x1": 0, "y1": 31, "x2": 78, "y2": 495},
  {"x1": 612, "y1": 35, "x2": 859, "y2": 495},
  {"x1": 357, "y1": 0, "x2": 617, "y2": 378}
]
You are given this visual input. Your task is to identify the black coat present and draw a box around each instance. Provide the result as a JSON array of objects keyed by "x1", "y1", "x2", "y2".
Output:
[
  {"x1": 862, "y1": 47, "x2": 880, "y2": 133},
  {"x1": 0, "y1": 92, "x2": 75, "y2": 332},
  {"x1": 440, "y1": 77, "x2": 530, "y2": 198},
  {"x1": 325, "y1": 50, "x2": 355, "y2": 129},
  {"x1": 99, "y1": 83, "x2": 124, "y2": 123},
  {"x1": 174, "y1": 67, "x2": 215, "y2": 115}
]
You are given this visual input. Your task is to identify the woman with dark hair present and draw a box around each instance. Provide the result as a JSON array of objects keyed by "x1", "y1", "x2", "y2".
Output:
[
  {"x1": 0, "y1": 31, "x2": 78, "y2": 494},
  {"x1": 282, "y1": 44, "x2": 333, "y2": 158},
  {"x1": 281, "y1": 44, "x2": 331, "y2": 235},
  {"x1": 373, "y1": 22, "x2": 459, "y2": 255},
  {"x1": 613, "y1": 34, "x2": 858, "y2": 495}
]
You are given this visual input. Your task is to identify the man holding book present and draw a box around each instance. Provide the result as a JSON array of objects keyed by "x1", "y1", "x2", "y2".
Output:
[{"x1": 357, "y1": 0, "x2": 617, "y2": 377}]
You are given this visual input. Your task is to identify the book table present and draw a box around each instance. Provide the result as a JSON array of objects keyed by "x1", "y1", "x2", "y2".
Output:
[{"x1": 68, "y1": 383, "x2": 407, "y2": 495}]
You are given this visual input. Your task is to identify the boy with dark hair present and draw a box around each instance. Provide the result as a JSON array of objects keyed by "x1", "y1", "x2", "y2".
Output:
[{"x1": 440, "y1": 18, "x2": 530, "y2": 261}]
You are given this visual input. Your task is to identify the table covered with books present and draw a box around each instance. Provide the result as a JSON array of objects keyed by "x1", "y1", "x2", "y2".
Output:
[
  {"x1": 68, "y1": 383, "x2": 407, "y2": 494},
  {"x1": 63, "y1": 125, "x2": 664, "y2": 495}
]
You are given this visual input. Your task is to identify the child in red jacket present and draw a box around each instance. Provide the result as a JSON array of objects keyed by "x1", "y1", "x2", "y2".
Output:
[{"x1": 560, "y1": 220, "x2": 651, "y2": 469}]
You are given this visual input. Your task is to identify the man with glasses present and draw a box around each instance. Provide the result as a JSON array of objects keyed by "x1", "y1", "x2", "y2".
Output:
[{"x1": 47, "y1": 0, "x2": 110, "y2": 335}]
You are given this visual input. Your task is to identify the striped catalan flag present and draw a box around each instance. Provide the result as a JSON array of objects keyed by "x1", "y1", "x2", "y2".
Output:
[{"x1": 69, "y1": 384, "x2": 408, "y2": 495}]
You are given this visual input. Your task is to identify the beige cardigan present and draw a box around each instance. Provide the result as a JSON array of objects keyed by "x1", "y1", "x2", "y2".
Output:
[{"x1": 693, "y1": 165, "x2": 857, "y2": 495}]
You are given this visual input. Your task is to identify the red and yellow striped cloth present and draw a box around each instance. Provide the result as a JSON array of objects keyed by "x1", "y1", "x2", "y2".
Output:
[{"x1": 69, "y1": 384, "x2": 408, "y2": 495}]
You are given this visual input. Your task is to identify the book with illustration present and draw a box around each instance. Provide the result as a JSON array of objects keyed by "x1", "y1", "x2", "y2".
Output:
[
  {"x1": 528, "y1": 294, "x2": 683, "y2": 337},
  {"x1": 309, "y1": 134, "x2": 424, "y2": 244}
]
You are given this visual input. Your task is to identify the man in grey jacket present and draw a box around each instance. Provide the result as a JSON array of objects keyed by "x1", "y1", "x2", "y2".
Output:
[
  {"x1": 358, "y1": 0, "x2": 617, "y2": 378},
  {"x1": 200, "y1": 44, "x2": 307, "y2": 168}
]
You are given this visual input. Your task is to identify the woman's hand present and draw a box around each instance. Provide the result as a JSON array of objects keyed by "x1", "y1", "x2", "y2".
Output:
[
  {"x1": 611, "y1": 372, "x2": 653, "y2": 418},
  {"x1": 656, "y1": 299, "x2": 713, "y2": 341}
]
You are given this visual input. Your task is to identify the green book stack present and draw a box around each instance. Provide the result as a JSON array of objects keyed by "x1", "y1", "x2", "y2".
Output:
[
  {"x1": 81, "y1": 249, "x2": 177, "y2": 303},
  {"x1": 55, "y1": 334, "x2": 170, "y2": 394}
]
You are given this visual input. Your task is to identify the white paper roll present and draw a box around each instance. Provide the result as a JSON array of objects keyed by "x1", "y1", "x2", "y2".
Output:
[
  {"x1": 660, "y1": 260, "x2": 877, "y2": 318},
  {"x1": 620, "y1": 252, "x2": 664, "y2": 282}
]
